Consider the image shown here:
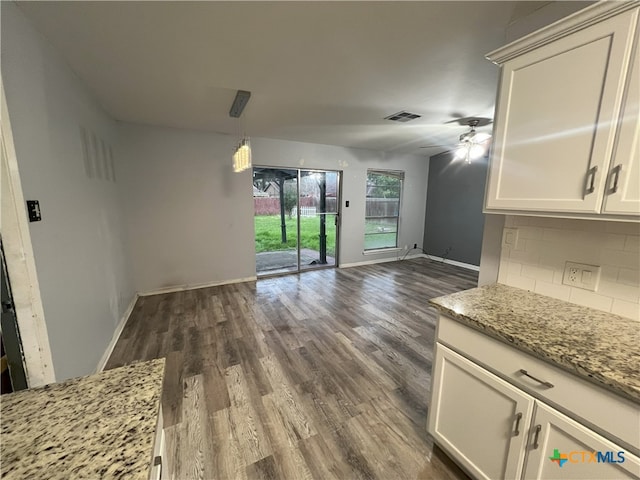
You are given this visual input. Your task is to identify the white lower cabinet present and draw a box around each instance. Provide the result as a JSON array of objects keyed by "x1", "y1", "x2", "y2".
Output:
[
  {"x1": 428, "y1": 344, "x2": 640, "y2": 480},
  {"x1": 149, "y1": 405, "x2": 165, "y2": 480},
  {"x1": 524, "y1": 402, "x2": 640, "y2": 480},
  {"x1": 428, "y1": 344, "x2": 533, "y2": 479}
]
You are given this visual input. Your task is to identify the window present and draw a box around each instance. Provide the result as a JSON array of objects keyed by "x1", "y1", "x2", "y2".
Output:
[{"x1": 364, "y1": 170, "x2": 403, "y2": 250}]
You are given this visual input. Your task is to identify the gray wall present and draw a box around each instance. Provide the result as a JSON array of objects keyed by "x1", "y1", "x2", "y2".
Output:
[
  {"x1": 117, "y1": 124, "x2": 430, "y2": 293},
  {"x1": 1, "y1": 3, "x2": 135, "y2": 381},
  {"x1": 423, "y1": 151, "x2": 487, "y2": 266}
]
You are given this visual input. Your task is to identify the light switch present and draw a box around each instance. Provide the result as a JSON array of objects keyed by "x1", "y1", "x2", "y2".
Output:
[
  {"x1": 582, "y1": 270, "x2": 592, "y2": 283},
  {"x1": 502, "y1": 228, "x2": 519, "y2": 248},
  {"x1": 26, "y1": 200, "x2": 42, "y2": 222}
]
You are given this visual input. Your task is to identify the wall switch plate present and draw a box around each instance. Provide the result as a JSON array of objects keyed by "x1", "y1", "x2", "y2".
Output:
[
  {"x1": 26, "y1": 200, "x2": 42, "y2": 222},
  {"x1": 502, "y1": 228, "x2": 520, "y2": 249},
  {"x1": 562, "y1": 261, "x2": 601, "y2": 291}
]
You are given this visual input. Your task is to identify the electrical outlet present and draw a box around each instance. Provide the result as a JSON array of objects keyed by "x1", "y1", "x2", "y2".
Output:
[
  {"x1": 568, "y1": 267, "x2": 579, "y2": 283},
  {"x1": 562, "y1": 261, "x2": 601, "y2": 291}
]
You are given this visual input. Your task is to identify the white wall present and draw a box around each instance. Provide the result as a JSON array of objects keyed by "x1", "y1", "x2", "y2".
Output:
[
  {"x1": 498, "y1": 216, "x2": 640, "y2": 321},
  {"x1": 117, "y1": 123, "x2": 429, "y2": 293},
  {"x1": 1, "y1": 2, "x2": 135, "y2": 381},
  {"x1": 254, "y1": 137, "x2": 429, "y2": 267}
]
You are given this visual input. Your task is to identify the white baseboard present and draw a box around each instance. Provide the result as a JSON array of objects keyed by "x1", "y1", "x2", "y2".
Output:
[
  {"x1": 139, "y1": 276, "x2": 258, "y2": 297},
  {"x1": 340, "y1": 253, "x2": 426, "y2": 269},
  {"x1": 425, "y1": 255, "x2": 480, "y2": 272},
  {"x1": 95, "y1": 293, "x2": 139, "y2": 373}
]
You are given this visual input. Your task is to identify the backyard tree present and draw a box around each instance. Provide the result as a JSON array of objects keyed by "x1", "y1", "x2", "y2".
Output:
[{"x1": 284, "y1": 186, "x2": 297, "y2": 219}]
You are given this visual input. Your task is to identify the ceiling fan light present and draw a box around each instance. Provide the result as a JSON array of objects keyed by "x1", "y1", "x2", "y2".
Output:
[
  {"x1": 474, "y1": 132, "x2": 492, "y2": 143},
  {"x1": 454, "y1": 145, "x2": 468, "y2": 160},
  {"x1": 469, "y1": 143, "x2": 485, "y2": 160}
]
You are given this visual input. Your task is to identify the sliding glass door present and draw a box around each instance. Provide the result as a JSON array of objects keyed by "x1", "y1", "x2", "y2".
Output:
[
  {"x1": 253, "y1": 167, "x2": 340, "y2": 276},
  {"x1": 299, "y1": 170, "x2": 339, "y2": 271}
]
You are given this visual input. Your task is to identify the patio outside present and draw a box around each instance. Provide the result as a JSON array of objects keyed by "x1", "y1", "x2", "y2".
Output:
[{"x1": 254, "y1": 214, "x2": 337, "y2": 274}]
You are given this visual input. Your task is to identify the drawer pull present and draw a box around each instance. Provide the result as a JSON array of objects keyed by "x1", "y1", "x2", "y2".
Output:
[
  {"x1": 519, "y1": 369, "x2": 554, "y2": 388},
  {"x1": 513, "y1": 412, "x2": 523, "y2": 436},
  {"x1": 153, "y1": 456, "x2": 162, "y2": 479},
  {"x1": 532, "y1": 424, "x2": 542, "y2": 449}
]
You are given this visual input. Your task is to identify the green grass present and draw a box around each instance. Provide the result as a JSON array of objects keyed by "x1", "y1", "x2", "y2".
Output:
[
  {"x1": 364, "y1": 233, "x2": 397, "y2": 250},
  {"x1": 254, "y1": 215, "x2": 336, "y2": 256},
  {"x1": 364, "y1": 218, "x2": 398, "y2": 250}
]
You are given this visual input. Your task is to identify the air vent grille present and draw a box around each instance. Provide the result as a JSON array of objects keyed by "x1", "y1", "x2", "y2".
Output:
[
  {"x1": 80, "y1": 126, "x2": 116, "y2": 183},
  {"x1": 384, "y1": 111, "x2": 422, "y2": 122}
]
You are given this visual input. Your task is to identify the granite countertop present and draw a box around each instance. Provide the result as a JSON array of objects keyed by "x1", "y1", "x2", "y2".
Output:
[
  {"x1": 429, "y1": 284, "x2": 640, "y2": 404},
  {"x1": 1, "y1": 358, "x2": 165, "y2": 480}
]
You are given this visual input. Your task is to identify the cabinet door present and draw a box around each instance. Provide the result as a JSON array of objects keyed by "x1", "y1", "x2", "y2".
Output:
[
  {"x1": 602, "y1": 27, "x2": 640, "y2": 215},
  {"x1": 485, "y1": 8, "x2": 638, "y2": 213},
  {"x1": 150, "y1": 405, "x2": 165, "y2": 480},
  {"x1": 523, "y1": 402, "x2": 640, "y2": 480},
  {"x1": 428, "y1": 344, "x2": 534, "y2": 480}
]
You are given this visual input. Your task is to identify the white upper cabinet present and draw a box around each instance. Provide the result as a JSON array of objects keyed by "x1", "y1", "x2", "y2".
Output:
[
  {"x1": 485, "y1": 3, "x2": 640, "y2": 219},
  {"x1": 602, "y1": 34, "x2": 640, "y2": 214}
]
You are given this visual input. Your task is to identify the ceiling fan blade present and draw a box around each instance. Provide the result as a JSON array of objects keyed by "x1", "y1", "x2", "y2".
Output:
[{"x1": 444, "y1": 116, "x2": 493, "y2": 127}]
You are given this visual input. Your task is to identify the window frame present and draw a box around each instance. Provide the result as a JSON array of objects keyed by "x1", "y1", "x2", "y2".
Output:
[{"x1": 364, "y1": 169, "x2": 404, "y2": 252}]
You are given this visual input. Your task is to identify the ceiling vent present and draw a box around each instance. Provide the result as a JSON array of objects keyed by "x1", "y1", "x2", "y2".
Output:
[{"x1": 384, "y1": 111, "x2": 422, "y2": 122}]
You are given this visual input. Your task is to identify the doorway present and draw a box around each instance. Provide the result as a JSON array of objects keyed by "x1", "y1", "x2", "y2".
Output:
[
  {"x1": 1, "y1": 242, "x2": 27, "y2": 393},
  {"x1": 253, "y1": 167, "x2": 340, "y2": 276}
]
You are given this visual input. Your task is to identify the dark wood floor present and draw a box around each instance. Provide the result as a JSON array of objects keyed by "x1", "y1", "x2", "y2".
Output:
[{"x1": 106, "y1": 258, "x2": 478, "y2": 480}]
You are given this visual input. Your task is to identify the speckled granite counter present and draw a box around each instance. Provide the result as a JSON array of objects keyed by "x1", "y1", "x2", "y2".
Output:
[
  {"x1": 0, "y1": 358, "x2": 165, "y2": 480},
  {"x1": 429, "y1": 284, "x2": 640, "y2": 404}
]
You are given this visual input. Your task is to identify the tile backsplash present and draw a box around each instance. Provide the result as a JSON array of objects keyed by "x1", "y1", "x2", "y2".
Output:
[{"x1": 498, "y1": 216, "x2": 640, "y2": 321}]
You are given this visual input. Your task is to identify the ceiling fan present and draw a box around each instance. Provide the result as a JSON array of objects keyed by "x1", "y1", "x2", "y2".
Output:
[{"x1": 420, "y1": 117, "x2": 492, "y2": 163}]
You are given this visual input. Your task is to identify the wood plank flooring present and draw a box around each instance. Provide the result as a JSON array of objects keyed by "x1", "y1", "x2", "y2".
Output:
[{"x1": 106, "y1": 258, "x2": 478, "y2": 480}]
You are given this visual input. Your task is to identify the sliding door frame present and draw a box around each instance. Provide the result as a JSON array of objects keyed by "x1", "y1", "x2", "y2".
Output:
[{"x1": 253, "y1": 165, "x2": 342, "y2": 277}]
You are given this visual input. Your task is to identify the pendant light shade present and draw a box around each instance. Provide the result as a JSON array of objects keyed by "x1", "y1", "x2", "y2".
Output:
[
  {"x1": 229, "y1": 90, "x2": 252, "y2": 173},
  {"x1": 233, "y1": 138, "x2": 252, "y2": 173}
]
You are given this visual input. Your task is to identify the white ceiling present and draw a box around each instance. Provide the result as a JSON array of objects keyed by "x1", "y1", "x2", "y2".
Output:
[{"x1": 17, "y1": 1, "x2": 571, "y2": 156}]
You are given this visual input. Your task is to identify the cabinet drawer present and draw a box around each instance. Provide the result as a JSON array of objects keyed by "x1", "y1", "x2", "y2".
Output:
[{"x1": 437, "y1": 315, "x2": 640, "y2": 453}]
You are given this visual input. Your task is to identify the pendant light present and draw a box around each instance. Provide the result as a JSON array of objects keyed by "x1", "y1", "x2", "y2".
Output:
[{"x1": 229, "y1": 90, "x2": 252, "y2": 173}]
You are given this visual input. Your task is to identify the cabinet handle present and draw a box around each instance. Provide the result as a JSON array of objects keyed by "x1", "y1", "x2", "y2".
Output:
[
  {"x1": 609, "y1": 164, "x2": 622, "y2": 194},
  {"x1": 153, "y1": 456, "x2": 162, "y2": 479},
  {"x1": 585, "y1": 166, "x2": 598, "y2": 194},
  {"x1": 519, "y1": 369, "x2": 554, "y2": 388},
  {"x1": 513, "y1": 412, "x2": 523, "y2": 436},
  {"x1": 532, "y1": 424, "x2": 542, "y2": 449}
]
